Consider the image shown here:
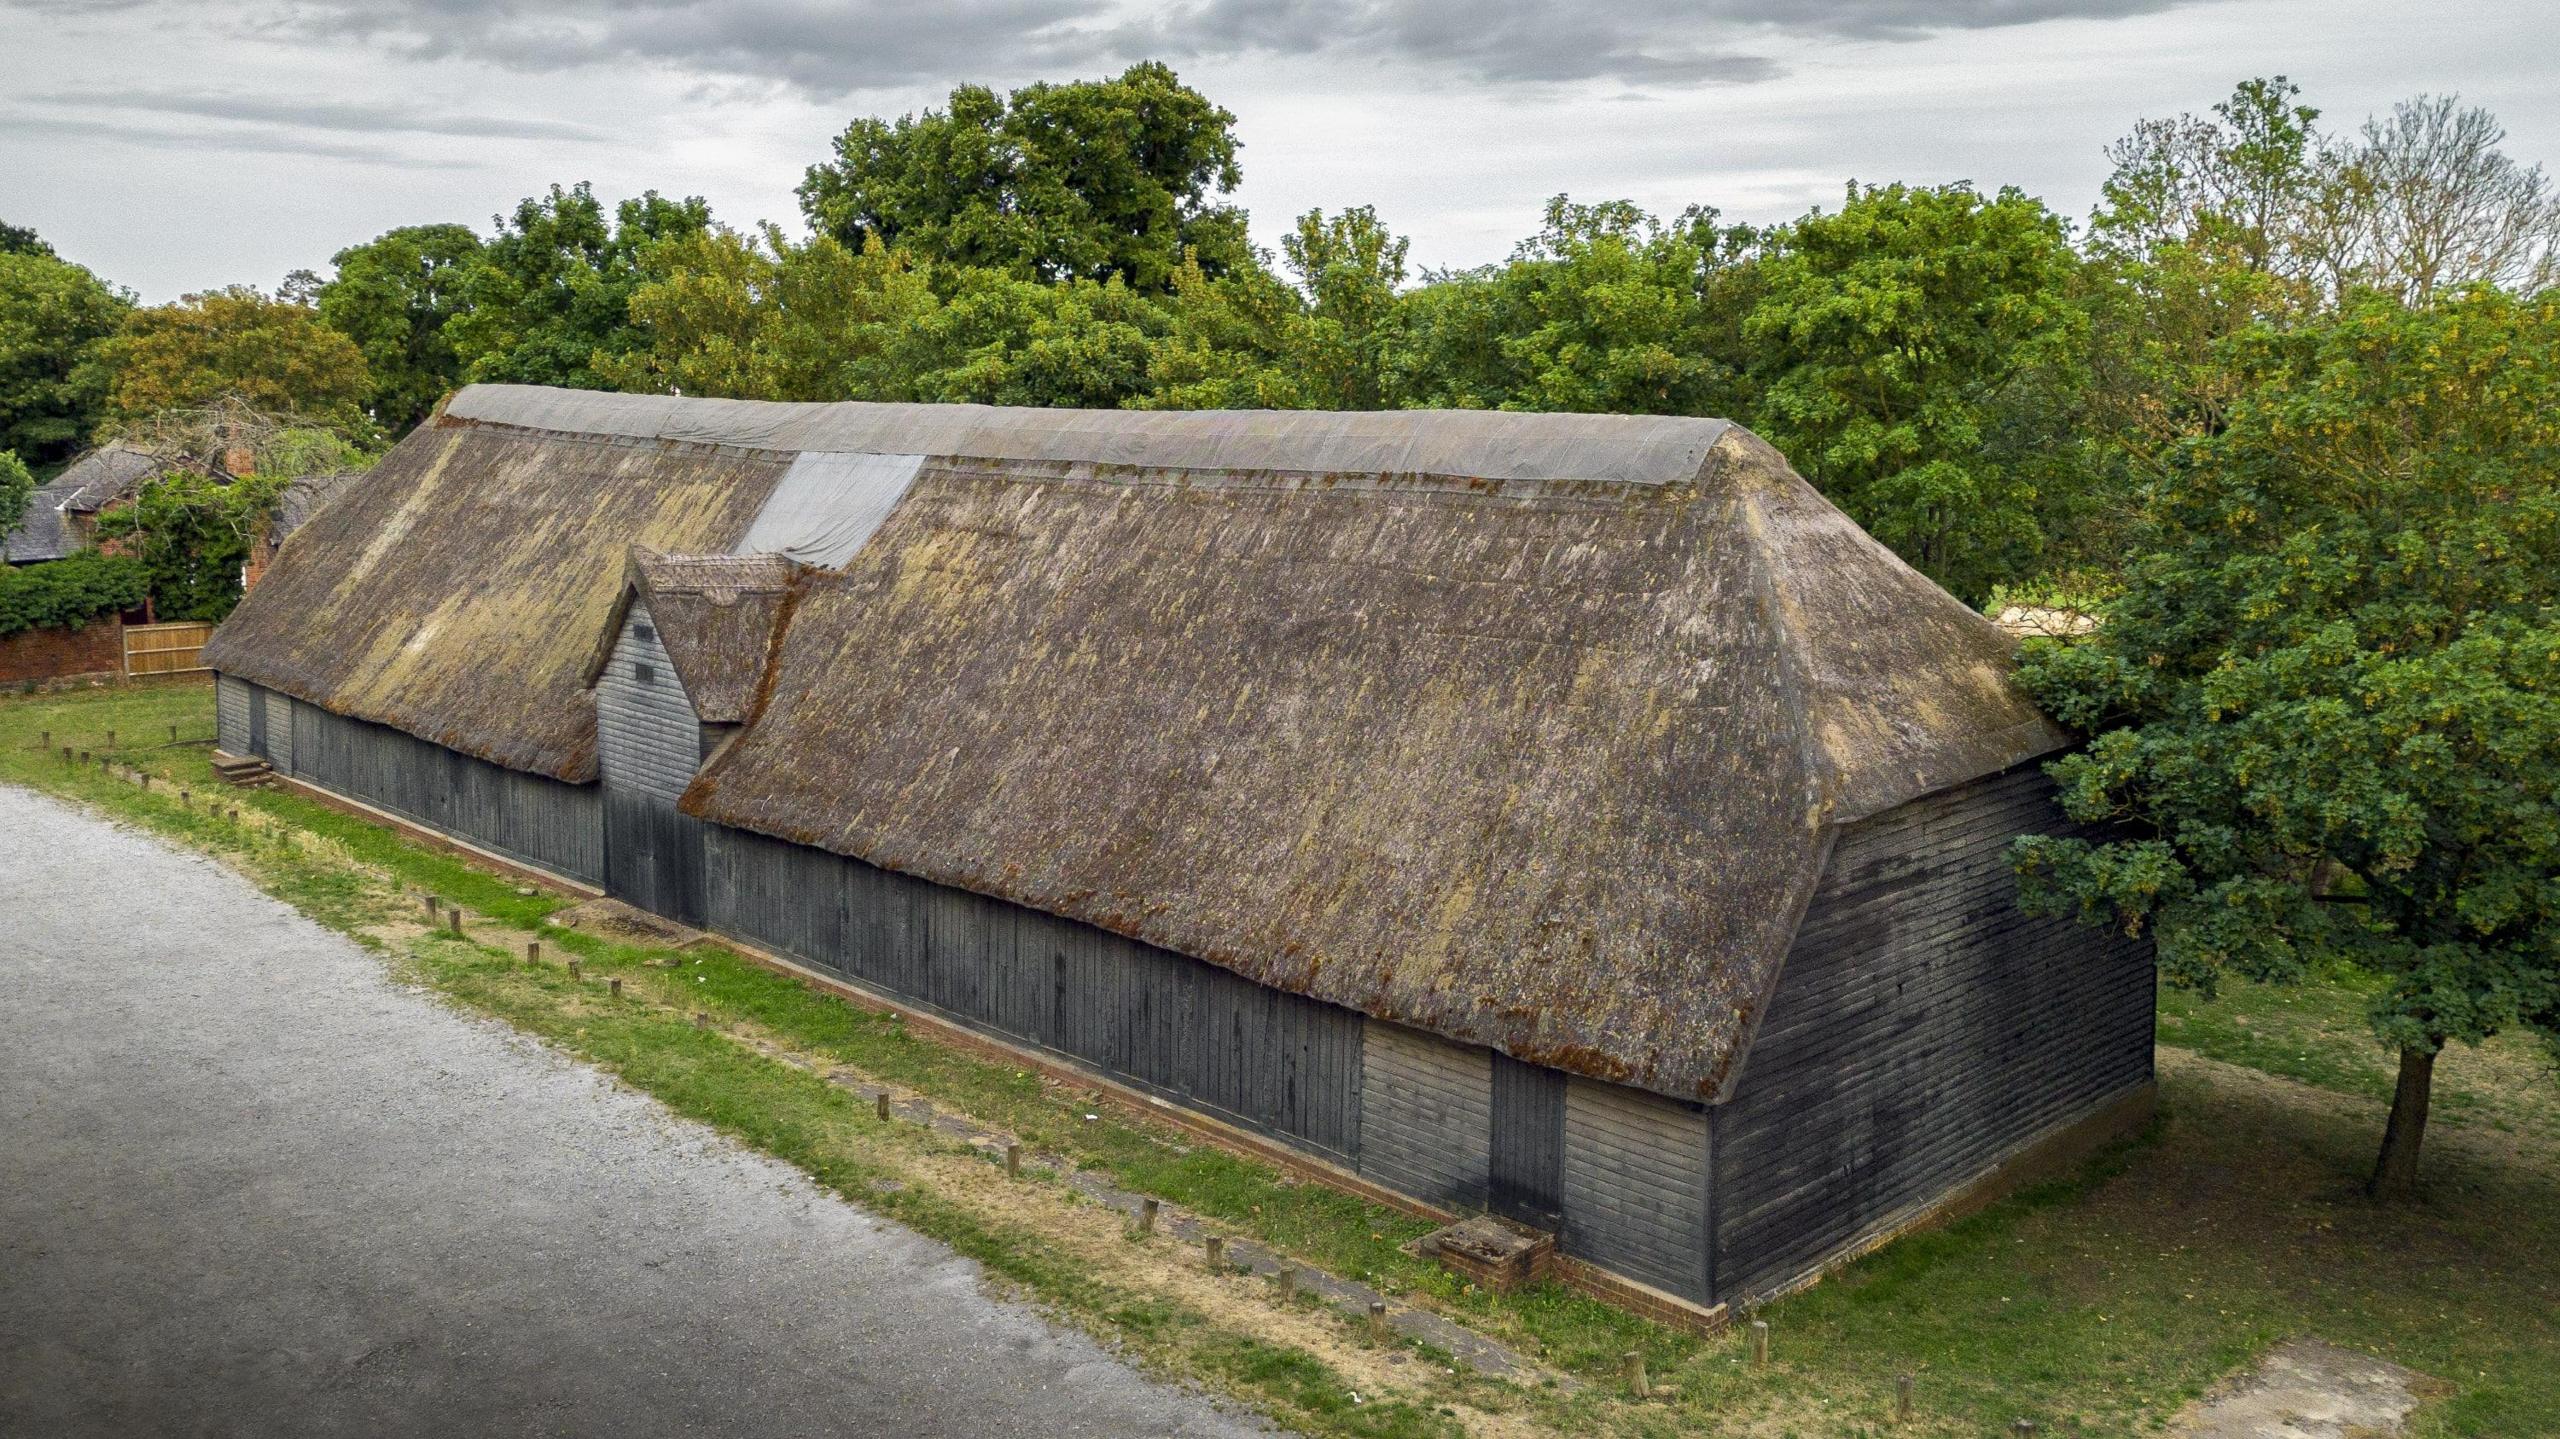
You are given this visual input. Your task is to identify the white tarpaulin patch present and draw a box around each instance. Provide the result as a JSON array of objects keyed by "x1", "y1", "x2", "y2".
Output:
[{"x1": 735, "y1": 451, "x2": 925, "y2": 570}]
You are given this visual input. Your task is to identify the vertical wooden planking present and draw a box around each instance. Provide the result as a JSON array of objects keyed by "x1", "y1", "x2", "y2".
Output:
[
  {"x1": 214, "y1": 674, "x2": 252, "y2": 755},
  {"x1": 1489, "y1": 1055, "x2": 1567, "y2": 1229}
]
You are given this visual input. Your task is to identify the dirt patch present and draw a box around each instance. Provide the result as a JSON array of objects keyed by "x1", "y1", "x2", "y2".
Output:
[
  {"x1": 549, "y1": 897, "x2": 706, "y2": 946},
  {"x1": 2172, "y1": 1338, "x2": 2439, "y2": 1438}
]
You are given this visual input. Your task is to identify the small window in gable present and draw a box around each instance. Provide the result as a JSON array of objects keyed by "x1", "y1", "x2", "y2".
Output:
[
  {"x1": 632, "y1": 661, "x2": 655, "y2": 685},
  {"x1": 636, "y1": 622, "x2": 655, "y2": 643}
]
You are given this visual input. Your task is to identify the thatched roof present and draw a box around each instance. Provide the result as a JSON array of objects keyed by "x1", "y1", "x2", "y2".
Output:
[
  {"x1": 587, "y1": 550, "x2": 800, "y2": 724},
  {"x1": 202, "y1": 422, "x2": 790, "y2": 778},
  {"x1": 208, "y1": 384, "x2": 2066, "y2": 1100}
]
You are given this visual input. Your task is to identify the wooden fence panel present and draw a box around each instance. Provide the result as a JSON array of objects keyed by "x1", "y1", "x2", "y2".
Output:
[{"x1": 124, "y1": 621, "x2": 215, "y2": 678}]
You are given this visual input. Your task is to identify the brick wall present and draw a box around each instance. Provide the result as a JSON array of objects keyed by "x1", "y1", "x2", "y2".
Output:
[{"x1": 0, "y1": 616, "x2": 121, "y2": 685}]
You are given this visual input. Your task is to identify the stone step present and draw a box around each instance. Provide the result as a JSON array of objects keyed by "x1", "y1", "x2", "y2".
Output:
[{"x1": 211, "y1": 755, "x2": 274, "y2": 788}]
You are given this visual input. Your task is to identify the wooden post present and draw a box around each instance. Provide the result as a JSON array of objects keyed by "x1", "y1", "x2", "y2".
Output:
[
  {"x1": 424, "y1": 895, "x2": 440, "y2": 919},
  {"x1": 1751, "y1": 1320, "x2": 1770, "y2": 1367},
  {"x1": 445, "y1": 907, "x2": 462, "y2": 937},
  {"x1": 1005, "y1": 1143, "x2": 1021, "y2": 1178},
  {"x1": 1366, "y1": 1301, "x2": 1388, "y2": 1343},
  {"x1": 105, "y1": 729, "x2": 114, "y2": 748},
  {"x1": 39, "y1": 730, "x2": 48, "y2": 749},
  {"x1": 1896, "y1": 1374, "x2": 1914, "y2": 1424},
  {"x1": 169, "y1": 724, "x2": 177, "y2": 743},
  {"x1": 77, "y1": 750, "x2": 89, "y2": 766},
  {"x1": 1203, "y1": 1236, "x2": 1224, "y2": 1271},
  {"x1": 527, "y1": 940, "x2": 542, "y2": 964},
  {"x1": 61, "y1": 746, "x2": 72, "y2": 766},
  {"x1": 609, "y1": 978, "x2": 623, "y2": 998},
  {"x1": 179, "y1": 790, "x2": 190, "y2": 809},
  {"x1": 566, "y1": 958, "x2": 582, "y2": 981},
  {"x1": 694, "y1": 1011, "x2": 712, "y2": 1030},
  {"x1": 1137, "y1": 1197, "x2": 1158, "y2": 1235},
  {"x1": 1274, "y1": 1267, "x2": 1296, "y2": 1301},
  {"x1": 1623, "y1": 1351, "x2": 1648, "y2": 1399},
  {"x1": 2012, "y1": 1423, "x2": 2035, "y2": 1437},
  {"x1": 875, "y1": 1091, "x2": 890, "y2": 1121}
]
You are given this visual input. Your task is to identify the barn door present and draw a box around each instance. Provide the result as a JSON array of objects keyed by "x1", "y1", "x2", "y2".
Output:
[
  {"x1": 247, "y1": 688, "x2": 270, "y2": 759},
  {"x1": 604, "y1": 790, "x2": 707, "y2": 928},
  {"x1": 1488, "y1": 1054, "x2": 1566, "y2": 1231}
]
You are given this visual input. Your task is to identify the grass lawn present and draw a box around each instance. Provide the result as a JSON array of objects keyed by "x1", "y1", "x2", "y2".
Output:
[{"x1": 6, "y1": 679, "x2": 2557, "y2": 1437}]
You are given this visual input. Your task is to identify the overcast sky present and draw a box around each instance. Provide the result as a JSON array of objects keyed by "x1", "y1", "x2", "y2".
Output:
[{"x1": 3, "y1": 0, "x2": 2550, "y2": 302}]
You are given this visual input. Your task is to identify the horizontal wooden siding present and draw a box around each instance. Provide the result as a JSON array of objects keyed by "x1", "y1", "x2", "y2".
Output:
[
  {"x1": 1358, "y1": 1021, "x2": 1492, "y2": 1208},
  {"x1": 1711, "y1": 764, "x2": 2155, "y2": 1302}
]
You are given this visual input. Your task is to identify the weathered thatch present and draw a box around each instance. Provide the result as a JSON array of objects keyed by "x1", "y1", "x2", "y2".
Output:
[
  {"x1": 211, "y1": 385, "x2": 2065, "y2": 1100},
  {"x1": 203, "y1": 424, "x2": 788, "y2": 779},
  {"x1": 586, "y1": 550, "x2": 800, "y2": 723}
]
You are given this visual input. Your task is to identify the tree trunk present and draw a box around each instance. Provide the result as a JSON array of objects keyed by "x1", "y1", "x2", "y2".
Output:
[{"x1": 2367, "y1": 1046, "x2": 2435, "y2": 1200}]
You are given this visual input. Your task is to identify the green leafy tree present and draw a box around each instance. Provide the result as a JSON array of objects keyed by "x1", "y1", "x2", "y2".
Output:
[
  {"x1": 1144, "y1": 206, "x2": 1413, "y2": 411},
  {"x1": 0, "y1": 450, "x2": 32, "y2": 541},
  {"x1": 0, "y1": 251, "x2": 129, "y2": 463},
  {"x1": 1394, "y1": 197, "x2": 1757, "y2": 418},
  {"x1": 93, "y1": 468, "x2": 288, "y2": 622},
  {"x1": 905, "y1": 268, "x2": 1169, "y2": 409},
  {"x1": 446, "y1": 183, "x2": 711, "y2": 389},
  {"x1": 799, "y1": 62, "x2": 1249, "y2": 293},
  {"x1": 2011, "y1": 286, "x2": 2560, "y2": 1197},
  {"x1": 0, "y1": 221, "x2": 52, "y2": 258},
  {"x1": 1745, "y1": 182, "x2": 2086, "y2": 602},
  {"x1": 317, "y1": 224, "x2": 485, "y2": 432},
  {"x1": 601, "y1": 227, "x2": 940, "y2": 402},
  {"x1": 0, "y1": 551, "x2": 149, "y2": 637},
  {"x1": 87, "y1": 286, "x2": 370, "y2": 433}
]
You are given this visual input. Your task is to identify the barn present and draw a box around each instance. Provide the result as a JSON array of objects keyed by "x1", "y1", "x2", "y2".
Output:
[{"x1": 203, "y1": 385, "x2": 2154, "y2": 1322}]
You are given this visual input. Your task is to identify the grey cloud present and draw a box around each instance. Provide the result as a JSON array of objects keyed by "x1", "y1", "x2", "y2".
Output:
[
  {"x1": 258, "y1": 0, "x2": 1122, "y2": 95},
  {"x1": 25, "y1": 91, "x2": 610, "y2": 143},
  {"x1": 12, "y1": 0, "x2": 2205, "y2": 95},
  {"x1": 0, "y1": 111, "x2": 459, "y2": 168}
]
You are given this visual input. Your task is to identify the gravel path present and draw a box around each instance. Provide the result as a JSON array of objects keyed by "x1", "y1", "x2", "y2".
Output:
[{"x1": 0, "y1": 784, "x2": 1269, "y2": 1439}]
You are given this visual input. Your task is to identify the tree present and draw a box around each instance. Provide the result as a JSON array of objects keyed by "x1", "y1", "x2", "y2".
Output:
[
  {"x1": 1143, "y1": 206, "x2": 1415, "y2": 411},
  {"x1": 1394, "y1": 197, "x2": 1758, "y2": 418},
  {"x1": 445, "y1": 183, "x2": 711, "y2": 389},
  {"x1": 316, "y1": 224, "x2": 486, "y2": 432},
  {"x1": 1746, "y1": 182, "x2": 2086, "y2": 602},
  {"x1": 602, "y1": 226, "x2": 940, "y2": 402},
  {"x1": 87, "y1": 287, "x2": 371, "y2": 432},
  {"x1": 0, "y1": 221, "x2": 52, "y2": 258},
  {"x1": 0, "y1": 250, "x2": 129, "y2": 464},
  {"x1": 904, "y1": 268, "x2": 1168, "y2": 409},
  {"x1": 799, "y1": 62, "x2": 1249, "y2": 293},
  {"x1": 2010, "y1": 286, "x2": 2560, "y2": 1197},
  {"x1": 0, "y1": 449, "x2": 33, "y2": 541},
  {"x1": 2333, "y1": 95, "x2": 2560, "y2": 302},
  {"x1": 93, "y1": 468, "x2": 289, "y2": 623}
]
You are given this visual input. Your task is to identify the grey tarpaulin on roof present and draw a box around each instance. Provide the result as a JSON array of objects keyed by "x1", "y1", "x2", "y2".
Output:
[
  {"x1": 443, "y1": 385, "x2": 1733, "y2": 488},
  {"x1": 736, "y1": 453, "x2": 926, "y2": 570}
]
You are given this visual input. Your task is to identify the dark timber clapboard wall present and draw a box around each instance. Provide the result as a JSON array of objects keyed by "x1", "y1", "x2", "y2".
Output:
[
  {"x1": 1710, "y1": 763, "x2": 2155, "y2": 1302},
  {"x1": 222, "y1": 677, "x2": 604, "y2": 886},
  {"x1": 704, "y1": 824, "x2": 1367, "y2": 1162},
  {"x1": 596, "y1": 601, "x2": 714, "y2": 923},
  {"x1": 212, "y1": 673, "x2": 2153, "y2": 1315},
  {"x1": 1358, "y1": 1023, "x2": 1493, "y2": 1209},
  {"x1": 595, "y1": 600, "x2": 703, "y2": 803}
]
